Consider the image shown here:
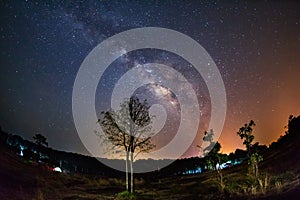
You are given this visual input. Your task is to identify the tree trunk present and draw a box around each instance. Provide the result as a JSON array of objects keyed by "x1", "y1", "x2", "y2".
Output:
[
  {"x1": 218, "y1": 170, "x2": 225, "y2": 192},
  {"x1": 217, "y1": 159, "x2": 224, "y2": 193},
  {"x1": 130, "y1": 151, "x2": 134, "y2": 193},
  {"x1": 255, "y1": 163, "x2": 259, "y2": 178},
  {"x1": 125, "y1": 151, "x2": 129, "y2": 191}
]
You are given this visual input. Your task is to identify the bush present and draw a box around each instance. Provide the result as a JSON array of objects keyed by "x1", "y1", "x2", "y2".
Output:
[{"x1": 116, "y1": 191, "x2": 137, "y2": 200}]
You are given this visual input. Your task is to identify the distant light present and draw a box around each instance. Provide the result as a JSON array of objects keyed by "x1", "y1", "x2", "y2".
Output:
[
  {"x1": 53, "y1": 167, "x2": 62, "y2": 172},
  {"x1": 20, "y1": 145, "x2": 24, "y2": 156}
]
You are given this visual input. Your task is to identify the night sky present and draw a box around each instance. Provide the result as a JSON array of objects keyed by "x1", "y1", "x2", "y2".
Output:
[{"x1": 1, "y1": 1, "x2": 299, "y2": 158}]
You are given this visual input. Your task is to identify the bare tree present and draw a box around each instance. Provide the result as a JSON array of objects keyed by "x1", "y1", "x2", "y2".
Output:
[{"x1": 98, "y1": 97, "x2": 155, "y2": 193}]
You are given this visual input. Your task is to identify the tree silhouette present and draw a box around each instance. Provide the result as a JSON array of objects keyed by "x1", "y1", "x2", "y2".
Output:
[
  {"x1": 237, "y1": 120, "x2": 262, "y2": 178},
  {"x1": 98, "y1": 97, "x2": 155, "y2": 193},
  {"x1": 200, "y1": 129, "x2": 217, "y2": 157},
  {"x1": 33, "y1": 133, "x2": 48, "y2": 147},
  {"x1": 199, "y1": 129, "x2": 226, "y2": 192},
  {"x1": 270, "y1": 115, "x2": 300, "y2": 150},
  {"x1": 285, "y1": 115, "x2": 300, "y2": 137},
  {"x1": 237, "y1": 120, "x2": 255, "y2": 156}
]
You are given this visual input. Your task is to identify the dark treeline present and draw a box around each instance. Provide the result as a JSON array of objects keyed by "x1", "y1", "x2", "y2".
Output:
[
  {"x1": 0, "y1": 127, "x2": 247, "y2": 178},
  {"x1": 0, "y1": 127, "x2": 248, "y2": 177},
  {"x1": 0, "y1": 128, "x2": 123, "y2": 177},
  {"x1": 0, "y1": 115, "x2": 299, "y2": 179}
]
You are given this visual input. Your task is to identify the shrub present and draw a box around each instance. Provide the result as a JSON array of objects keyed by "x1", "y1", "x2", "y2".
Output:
[{"x1": 116, "y1": 191, "x2": 137, "y2": 200}]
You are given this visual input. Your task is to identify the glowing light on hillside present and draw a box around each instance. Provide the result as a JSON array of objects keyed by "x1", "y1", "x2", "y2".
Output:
[{"x1": 53, "y1": 167, "x2": 62, "y2": 172}]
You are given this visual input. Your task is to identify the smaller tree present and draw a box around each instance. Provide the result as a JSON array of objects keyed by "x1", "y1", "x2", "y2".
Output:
[
  {"x1": 33, "y1": 133, "x2": 48, "y2": 147},
  {"x1": 201, "y1": 129, "x2": 216, "y2": 157},
  {"x1": 237, "y1": 120, "x2": 262, "y2": 178},
  {"x1": 206, "y1": 141, "x2": 221, "y2": 170},
  {"x1": 199, "y1": 129, "x2": 225, "y2": 192}
]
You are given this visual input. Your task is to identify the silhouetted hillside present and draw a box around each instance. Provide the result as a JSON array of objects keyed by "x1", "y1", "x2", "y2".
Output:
[{"x1": 261, "y1": 115, "x2": 300, "y2": 173}]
